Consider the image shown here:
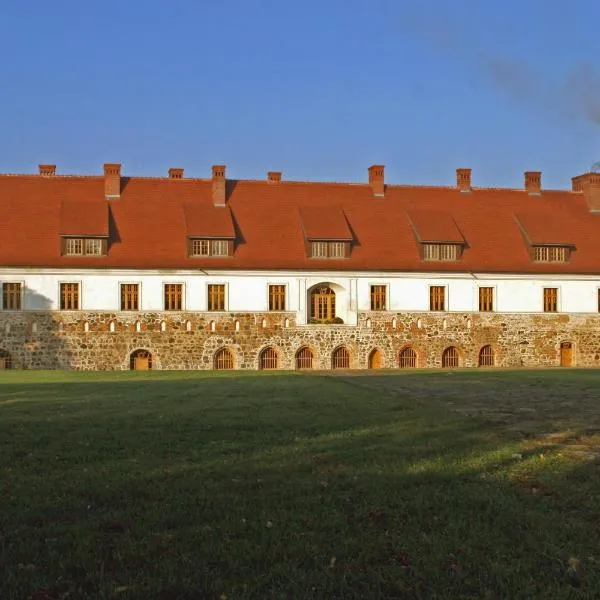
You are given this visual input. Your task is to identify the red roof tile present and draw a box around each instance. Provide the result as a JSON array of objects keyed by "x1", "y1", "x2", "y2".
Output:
[
  {"x1": 299, "y1": 205, "x2": 353, "y2": 240},
  {"x1": 1, "y1": 171, "x2": 600, "y2": 274},
  {"x1": 183, "y1": 203, "x2": 236, "y2": 238},
  {"x1": 516, "y1": 212, "x2": 577, "y2": 246},
  {"x1": 60, "y1": 199, "x2": 108, "y2": 236},
  {"x1": 407, "y1": 210, "x2": 464, "y2": 243}
]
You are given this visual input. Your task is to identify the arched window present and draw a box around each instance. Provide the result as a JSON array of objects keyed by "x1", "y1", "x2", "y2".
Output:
[
  {"x1": 296, "y1": 347, "x2": 314, "y2": 369},
  {"x1": 332, "y1": 346, "x2": 350, "y2": 369},
  {"x1": 130, "y1": 349, "x2": 152, "y2": 370},
  {"x1": 310, "y1": 286, "x2": 336, "y2": 321},
  {"x1": 478, "y1": 345, "x2": 495, "y2": 367},
  {"x1": 0, "y1": 349, "x2": 12, "y2": 370},
  {"x1": 399, "y1": 347, "x2": 417, "y2": 368},
  {"x1": 259, "y1": 347, "x2": 278, "y2": 370},
  {"x1": 214, "y1": 348, "x2": 234, "y2": 370},
  {"x1": 442, "y1": 346, "x2": 459, "y2": 368},
  {"x1": 368, "y1": 348, "x2": 383, "y2": 369}
]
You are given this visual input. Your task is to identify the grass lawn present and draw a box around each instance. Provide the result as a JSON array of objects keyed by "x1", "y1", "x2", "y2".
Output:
[{"x1": 1, "y1": 369, "x2": 600, "y2": 599}]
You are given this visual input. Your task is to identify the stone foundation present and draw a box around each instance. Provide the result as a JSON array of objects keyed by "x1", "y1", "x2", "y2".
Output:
[{"x1": 0, "y1": 310, "x2": 599, "y2": 370}]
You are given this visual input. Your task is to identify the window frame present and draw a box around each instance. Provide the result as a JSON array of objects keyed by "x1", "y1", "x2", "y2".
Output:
[
  {"x1": 543, "y1": 287, "x2": 559, "y2": 313},
  {"x1": 478, "y1": 286, "x2": 494, "y2": 312},
  {"x1": 422, "y1": 243, "x2": 462, "y2": 261},
  {"x1": 309, "y1": 240, "x2": 350, "y2": 259},
  {"x1": 163, "y1": 283, "x2": 184, "y2": 311},
  {"x1": 1, "y1": 281, "x2": 24, "y2": 310},
  {"x1": 62, "y1": 237, "x2": 107, "y2": 257},
  {"x1": 189, "y1": 238, "x2": 233, "y2": 258},
  {"x1": 532, "y1": 245, "x2": 571, "y2": 263},
  {"x1": 268, "y1": 284, "x2": 287, "y2": 311},
  {"x1": 119, "y1": 282, "x2": 141, "y2": 311},
  {"x1": 59, "y1": 281, "x2": 81, "y2": 311},
  {"x1": 429, "y1": 285, "x2": 446, "y2": 312},
  {"x1": 369, "y1": 284, "x2": 388, "y2": 311},
  {"x1": 207, "y1": 283, "x2": 227, "y2": 312}
]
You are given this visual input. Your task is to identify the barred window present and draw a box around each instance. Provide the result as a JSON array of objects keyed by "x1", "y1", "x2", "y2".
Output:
[
  {"x1": 429, "y1": 286, "x2": 446, "y2": 311},
  {"x1": 121, "y1": 284, "x2": 139, "y2": 311},
  {"x1": 310, "y1": 241, "x2": 348, "y2": 258},
  {"x1": 190, "y1": 239, "x2": 231, "y2": 257},
  {"x1": 533, "y1": 246, "x2": 569, "y2": 263},
  {"x1": 370, "y1": 285, "x2": 387, "y2": 311},
  {"x1": 208, "y1": 284, "x2": 226, "y2": 311},
  {"x1": 164, "y1": 284, "x2": 183, "y2": 311},
  {"x1": 479, "y1": 287, "x2": 494, "y2": 312},
  {"x1": 543, "y1": 287, "x2": 558, "y2": 312},
  {"x1": 60, "y1": 283, "x2": 80, "y2": 310},
  {"x1": 2, "y1": 283, "x2": 22, "y2": 310},
  {"x1": 423, "y1": 243, "x2": 461, "y2": 261},
  {"x1": 268, "y1": 285, "x2": 286, "y2": 311}
]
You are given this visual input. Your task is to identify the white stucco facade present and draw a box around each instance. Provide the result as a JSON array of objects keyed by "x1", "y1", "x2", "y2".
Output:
[{"x1": 2, "y1": 268, "x2": 600, "y2": 322}]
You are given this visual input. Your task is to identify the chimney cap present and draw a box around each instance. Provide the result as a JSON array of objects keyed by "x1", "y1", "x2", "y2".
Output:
[
  {"x1": 212, "y1": 165, "x2": 226, "y2": 178},
  {"x1": 104, "y1": 163, "x2": 121, "y2": 176},
  {"x1": 169, "y1": 167, "x2": 184, "y2": 179},
  {"x1": 39, "y1": 164, "x2": 56, "y2": 176},
  {"x1": 456, "y1": 167, "x2": 472, "y2": 192},
  {"x1": 524, "y1": 171, "x2": 542, "y2": 195},
  {"x1": 267, "y1": 171, "x2": 282, "y2": 183}
]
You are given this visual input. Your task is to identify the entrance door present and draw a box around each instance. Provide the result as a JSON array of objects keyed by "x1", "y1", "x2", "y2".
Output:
[
  {"x1": 368, "y1": 349, "x2": 383, "y2": 369},
  {"x1": 560, "y1": 342, "x2": 573, "y2": 367},
  {"x1": 134, "y1": 357, "x2": 149, "y2": 371},
  {"x1": 0, "y1": 358, "x2": 6, "y2": 370},
  {"x1": 311, "y1": 287, "x2": 336, "y2": 321}
]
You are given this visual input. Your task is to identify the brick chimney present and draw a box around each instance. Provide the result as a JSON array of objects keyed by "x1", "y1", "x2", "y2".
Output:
[
  {"x1": 39, "y1": 164, "x2": 56, "y2": 176},
  {"x1": 169, "y1": 168, "x2": 184, "y2": 179},
  {"x1": 104, "y1": 163, "x2": 121, "y2": 199},
  {"x1": 267, "y1": 171, "x2": 282, "y2": 184},
  {"x1": 212, "y1": 165, "x2": 226, "y2": 207},
  {"x1": 572, "y1": 172, "x2": 600, "y2": 212},
  {"x1": 525, "y1": 171, "x2": 542, "y2": 195},
  {"x1": 456, "y1": 168, "x2": 472, "y2": 192},
  {"x1": 368, "y1": 165, "x2": 385, "y2": 197}
]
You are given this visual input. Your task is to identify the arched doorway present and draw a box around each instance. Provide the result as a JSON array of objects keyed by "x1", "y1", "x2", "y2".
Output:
[
  {"x1": 368, "y1": 349, "x2": 383, "y2": 369},
  {"x1": 259, "y1": 347, "x2": 278, "y2": 370},
  {"x1": 0, "y1": 349, "x2": 12, "y2": 370},
  {"x1": 214, "y1": 348, "x2": 234, "y2": 370},
  {"x1": 295, "y1": 347, "x2": 314, "y2": 369},
  {"x1": 332, "y1": 346, "x2": 350, "y2": 369},
  {"x1": 560, "y1": 342, "x2": 573, "y2": 367},
  {"x1": 478, "y1": 345, "x2": 495, "y2": 367},
  {"x1": 442, "y1": 346, "x2": 459, "y2": 368},
  {"x1": 399, "y1": 347, "x2": 417, "y2": 368},
  {"x1": 130, "y1": 349, "x2": 152, "y2": 370},
  {"x1": 310, "y1": 286, "x2": 336, "y2": 322}
]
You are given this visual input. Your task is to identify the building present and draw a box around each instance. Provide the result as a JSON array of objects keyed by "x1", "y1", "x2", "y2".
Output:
[{"x1": 1, "y1": 163, "x2": 600, "y2": 370}]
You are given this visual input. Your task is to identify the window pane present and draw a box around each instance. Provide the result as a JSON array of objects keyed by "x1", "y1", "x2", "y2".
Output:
[
  {"x1": 329, "y1": 242, "x2": 346, "y2": 257},
  {"x1": 65, "y1": 238, "x2": 83, "y2": 255},
  {"x1": 208, "y1": 284, "x2": 225, "y2": 311},
  {"x1": 211, "y1": 240, "x2": 229, "y2": 256},
  {"x1": 121, "y1": 284, "x2": 139, "y2": 310},
  {"x1": 2, "y1": 283, "x2": 22, "y2": 310},
  {"x1": 269, "y1": 285, "x2": 286, "y2": 311}
]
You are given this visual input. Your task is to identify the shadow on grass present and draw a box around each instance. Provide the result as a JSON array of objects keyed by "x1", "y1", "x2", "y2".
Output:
[{"x1": 1, "y1": 371, "x2": 599, "y2": 599}]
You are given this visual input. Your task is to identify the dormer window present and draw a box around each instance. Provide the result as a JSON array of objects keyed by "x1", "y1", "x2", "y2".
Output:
[
  {"x1": 422, "y1": 243, "x2": 462, "y2": 261},
  {"x1": 532, "y1": 245, "x2": 570, "y2": 263},
  {"x1": 310, "y1": 241, "x2": 349, "y2": 258},
  {"x1": 63, "y1": 237, "x2": 106, "y2": 256},
  {"x1": 190, "y1": 239, "x2": 232, "y2": 257}
]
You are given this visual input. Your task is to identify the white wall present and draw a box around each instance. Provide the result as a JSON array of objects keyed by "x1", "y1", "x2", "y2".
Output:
[{"x1": 1, "y1": 269, "x2": 600, "y2": 322}]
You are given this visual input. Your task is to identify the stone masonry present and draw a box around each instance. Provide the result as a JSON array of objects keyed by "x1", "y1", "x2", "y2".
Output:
[{"x1": 0, "y1": 310, "x2": 599, "y2": 370}]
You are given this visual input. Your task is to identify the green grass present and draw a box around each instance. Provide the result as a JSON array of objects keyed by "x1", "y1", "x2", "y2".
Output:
[{"x1": 1, "y1": 370, "x2": 600, "y2": 599}]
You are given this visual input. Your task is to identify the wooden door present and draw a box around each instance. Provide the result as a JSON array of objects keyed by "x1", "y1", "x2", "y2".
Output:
[
  {"x1": 311, "y1": 287, "x2": 336, "y2": 321},
  {"x1": 134, "y1": 357, "x2": 149, "y2": 371},
  {"x1": 369, "y1": 349, "x2": 383, "y2": 369},
  {"x1": 0, "y1": 358, "x2": 6, "y2": 370},
  {"x1": 560, "y1": 342, "x2": 573, "y2": 367}
]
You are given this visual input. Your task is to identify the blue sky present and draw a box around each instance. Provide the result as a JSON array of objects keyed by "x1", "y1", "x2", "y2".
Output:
[{"x1": 0, "y1": 0, "x2": 598, "y2": 188}]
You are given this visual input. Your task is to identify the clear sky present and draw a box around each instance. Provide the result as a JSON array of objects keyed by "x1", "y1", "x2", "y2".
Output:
[{"x1": 1, "y1": 0, "x2": 599, "y2": 188}]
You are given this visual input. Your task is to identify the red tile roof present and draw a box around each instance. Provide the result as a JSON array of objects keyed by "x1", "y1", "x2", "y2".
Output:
[
  {"x1": 60, "y1": 199, "x2": 109, "y2": 236},
  {"x1": 1, "y1": 170, "x2": 599, "y2": 274},
  {"x1": 183, "y1": 203, "x2": 236, "y2": 238},
  {"x1": 407, "y1": 210, "x2": 464, "y2": 243},
  {"x1": 299, "y1": 206, "x2": 353, "y2": 240},
  {"x1": 515, "y1": 212, "x2": 576, "y2": 246}
]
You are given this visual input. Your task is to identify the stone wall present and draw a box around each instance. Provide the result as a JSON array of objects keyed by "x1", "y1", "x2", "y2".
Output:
[{"x1": 0, "y1": 310, "x2": 599, "y2": 370}]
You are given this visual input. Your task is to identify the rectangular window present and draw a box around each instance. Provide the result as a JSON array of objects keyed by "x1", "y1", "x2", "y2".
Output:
[
  {"x1": 310, "y1": 241, "x2": 348, "y2": 258},
  {"x1": 370, "y1": 285, "x2": 387, "y2": 311},
  {"x1": 543, "y1": 287, "x2": 558, "y2": 312},
  {"x1": 479, "y1": 287, "x2": 494, "y2": 312},
  {"x1": 533, "y1": 246, "x2": 569, "y2": 263},
  {"x1": 429, "y1": 286, "x2": 446, "y2": 311},
  {"x1": 268, "y1": 285, "x2": 286, "y2": 311},
  {"x1": 423, "y1": 243, "x2": 460, "y2": 261},
  {"x1": 60, "y1": 283, "x2": 80, "y2": 310},
  {"x1": 208, "y1": 284, "x2": 226, "y2": 311},
  {"x1": 2, "y1": 282, "x2": 22, "y2": 310},
  {"x1": 120, "y1": 284, "x2": 139, "y2": 311},
  {"x1": 190, "y1": 239, "x2": 231, "y2": 257},
  {"x1": 63, "y1": 237, "x2": 105, "y2": 256},
  {"x1": 164, "y1": 284, "x2": 183, "y2": 311}
]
